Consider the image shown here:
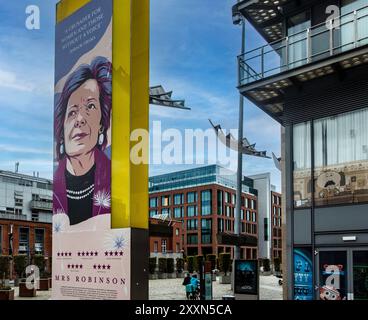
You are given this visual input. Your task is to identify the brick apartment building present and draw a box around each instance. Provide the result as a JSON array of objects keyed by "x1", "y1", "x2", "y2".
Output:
[
  {"x1": 271, "y1": 191, "x2": 282, "y2": 262},
  {"x1": 149, "y1": 217, "x2": 183, "y2": 259},
  {"x1": 149, "y1": 165, "x2": 259, "y2": 259},
  {"x1": 0, "y1": 170, "x2": 52, "y2": 258}
]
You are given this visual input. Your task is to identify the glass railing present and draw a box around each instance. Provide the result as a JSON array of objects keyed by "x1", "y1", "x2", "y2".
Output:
[{"x1": 239, "y1": 5, "x2": 368, "y2": 85}]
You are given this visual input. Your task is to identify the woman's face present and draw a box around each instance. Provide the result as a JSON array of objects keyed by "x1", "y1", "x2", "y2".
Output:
[{"x1": 63, "y1": 79, "x2": 102, "y2": 158}]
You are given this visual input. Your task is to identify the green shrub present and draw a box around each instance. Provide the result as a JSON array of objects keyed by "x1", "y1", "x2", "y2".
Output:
[
  {"x1": 263, "y1": 258, "x2": 271, "y2": 272},
  {"x1": 158, "y1": 258, "x2": 167, "y2": 273},
  {"x1": 167, "y1": 258, "x2": 175, "y2": 273},
  {"x1": 176, "y1": 258, "x2": 184, "y2": 273},
  {"x1": 13, "y1": 255, "x2": 28, "y2": 279},
  {"x1": 149, "y1": 257, "x2": 157, "y2": 275},
  {"x1": 273, "y1": 257, "x2": 281, "y2": 272},
  {"x1": 206, "y1": 254, "x2": 217, "y2": 271},
  {"x1": 194, "y1": 255, "x2": 204, "y2": 272},
  {"x1": 219, "y1": 253, "x2": 231, "y2": 276},
  {"x1": 187, "y1": 256, "x2": 194, "y2": 273},
  {"x1": 33, "y1": 255, "x2": 46, "y2": 277},
  {"x1": 0, "y1": 256, "x2": 11, "y2": 280}
]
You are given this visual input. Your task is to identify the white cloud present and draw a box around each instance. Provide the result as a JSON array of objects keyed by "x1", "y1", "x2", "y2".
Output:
[
  {"x1": 0, "y1": 68, "x2": 34, "y2": 92},
  {"x1": 0, "y1": 144, "x2": 52, "y2": 155}
]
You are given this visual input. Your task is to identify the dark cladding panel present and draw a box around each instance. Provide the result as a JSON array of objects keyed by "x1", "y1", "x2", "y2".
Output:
[
  {"x1": 283, "y1": 64, "x2": 368, "y2": 125},
  {"x1": 294, "y1": 209, "x2": 311, "y2": 245},
  {"x1": 315, "y1": 204, "x2": 368, "y2": 233}
]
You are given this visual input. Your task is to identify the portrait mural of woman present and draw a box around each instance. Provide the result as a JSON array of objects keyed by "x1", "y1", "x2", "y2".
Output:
[{"x1": 54, "y1": 56, "x2": 112, "y2": 226}]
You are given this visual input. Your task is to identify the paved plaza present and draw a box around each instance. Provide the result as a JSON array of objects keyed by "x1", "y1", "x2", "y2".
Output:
[{"x1": 12, "y1": 275, "x2": 282, "y2": 300}]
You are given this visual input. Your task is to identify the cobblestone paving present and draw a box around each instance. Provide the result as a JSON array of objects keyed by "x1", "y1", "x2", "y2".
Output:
[
  {"x1": 12, "y1": 275, "x2": 283, "y2": 300},
  {"x1": 149, "y1": 275, "x2": 283, "y2": 300}
]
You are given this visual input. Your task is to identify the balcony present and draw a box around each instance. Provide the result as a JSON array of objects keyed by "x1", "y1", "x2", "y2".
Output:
[
  {"x1": 30, "y1": 200, "x2": 53, "y2": 211},
  {"x1": 0, "y1": 213, "x2": 28, "y2": 221},
  {"x1": 238, "y1": 5, "x2": 368, "y2": 123}
]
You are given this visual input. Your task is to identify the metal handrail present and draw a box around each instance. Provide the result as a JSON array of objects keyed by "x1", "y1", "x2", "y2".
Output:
[{"x1": 239, "y1": 5, "x2": 368, "y2": 85}]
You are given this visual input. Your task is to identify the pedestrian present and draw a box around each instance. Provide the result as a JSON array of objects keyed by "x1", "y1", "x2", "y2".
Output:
[
  {"x1": 190, "y1": 274, "x2": 200, "y2": 300},
  {"x1": 182, "y1": 273, "x2": 191, "y2": 299}
]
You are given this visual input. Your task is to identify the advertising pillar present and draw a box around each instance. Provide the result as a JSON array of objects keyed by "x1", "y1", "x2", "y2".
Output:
[{"x1": 52, "y1": 0, "x2": 149, "y2": 300}]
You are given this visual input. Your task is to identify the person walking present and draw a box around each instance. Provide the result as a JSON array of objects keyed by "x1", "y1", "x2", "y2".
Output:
[{"x1": 182, "y1": 273, "x2": 191, "y2": 299}]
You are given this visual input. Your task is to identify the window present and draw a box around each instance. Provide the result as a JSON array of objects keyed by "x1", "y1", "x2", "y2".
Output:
[
  {"x1": 161, "y1": 208, "x2": 171, "y2": 217},
  {"x1": 201, "y1": 219, "x2": 212, "y2": 244},
  {"x1": 314, "y1": 108, "x2": 368, "y2": 206},
  {"x1": 176, "y1": 243, "x2": 180, "y2": 253},
  {"x1": 187, "y1": 219, "x2": 198, "y2": 230},
  {"x1": 251, "y1": 199, "x2": 256, "y2": 210},
  {"x1": 174, "y1": 194, "x2": 184, "y2": 205},
  {"x1": 174, "y1": 207, "x2": 183, "y2": 218},
  {"x1": 231, "y1": 194, "x2": 236, "y2": 205},
  {"x1": 161, "y1": 240, "x2": 167, "y2": 253},
  {"x1": 35, "y1": 229, "x2": 44, "y2": 254},
  {"x1": 217, "y1": 190, "x2": 223, "y2": 215},
  {"x1": 252, "y1": 212, "x2": 256, "y2": 222},
  {"x1": 187, "y1": 192, "x2": 197, "y2": 203},
  {"x1": 32, "y1": 213, "x2": 39, "y2": 222},
  {"x1": 149, "y1": 197, "x2": 158, "y2": 208},
  {"x1": 161, "y1": 195, "x2": 171, "y2": 207},
  {"x1": 154, "y1": 241, "x2": 158, "y2": 253},
  {"x1": 246, "y1": 210, "x2": 250, "y2": 221},
  {"x1": 252, "y1": 249, "x2": 257, "y2": 259},
  {"x1": 225, "y1": 192, "x2": 230, "y2": 203},
  {"x1": 18, "y1": 228, "x2": 29, "y2": 254},
  {"x1": 293, "y1": 121, "x2": 312, "y2": 208},
  {"x1": 241, "y1": 209, "x2": 244, "y2": 220},
  {"x1": 187, "y1": 205, "x2": 197, "y2": 217},
  {"x1": 150, "y1": 210, "x2": 158, "y2": 218},
  {"x1": 201, "y1": 190, "x2": 212, "y2": 215},
  {"x1": 264, "y1": 218, "x2": 269, "y2": 241},
  {"x1": 175, "y1": 228, "x2": 179, "y2": 236},
  {"x1": 225, "y1": 206, "x2": 231, "y2": 217},
  {"x1": 287, "y1": 11, "x2": 311, "y2": 68},
  {"x1": 217, "y1": 219, "x2": 224, "y2": 233},
  {"x1": 187, "y1": 234, "x2": 198, "y2": 245},
  {"x1": 0, "y1": 225, "x2": 2, "y2": 253}
]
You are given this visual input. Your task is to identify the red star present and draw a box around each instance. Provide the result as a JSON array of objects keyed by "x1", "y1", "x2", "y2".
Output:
[
  {"x1": 107, "y1": 265, "x2": 111, "y2": 270},
  {"x1": 105, "y1": 251, "x2": 108, "y2": 256},
  {"x1": 98, "y1": 265, "x2": 101, "y2": 269},
  {"x1": 80, "y1": 265, "x2": 83, "y2": 269},
  {"x1": 94, "y1": 251, "x2": 98, "y2": 256},
  {"x1": 119, "y1": 251, "x2": 123, "y2": 256},
  {"x1": 114, "y1": 251, "x2": 118, "y2": 256}
]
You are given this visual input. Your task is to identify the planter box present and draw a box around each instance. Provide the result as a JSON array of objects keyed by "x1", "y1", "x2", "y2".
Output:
[
  {"x1": 149, "y1": 274, "x2": 158, "y2": 280},
  {"x1": 37, "y1": 278, "x2": 50, "y2": 291},
  {"x1": 176, "y1": 272, "x2": 185, "y2": 279},
  {"x1": 19, "y1": 282, "x2": 37, "y2": 297},
  {"x1": 0, "y1": 289, "x2": 14, "y2": 300},
  {"x1": 158, "y1": 273, "x2": 167, "y2": 279},
  {"x1": 220, "y1": 274, "x2": 231, "y2": 284},
  {"x1": 167, "y1": 273, "x2": 176, "y2": 279}
]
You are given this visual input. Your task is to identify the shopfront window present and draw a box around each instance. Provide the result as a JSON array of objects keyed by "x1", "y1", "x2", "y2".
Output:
[
  {"x1": 314, "y1": 108, "x2": 368, "y2": 206},
  {"x1": 293, "y1": 121, "x2": 312, "y2": 208}
]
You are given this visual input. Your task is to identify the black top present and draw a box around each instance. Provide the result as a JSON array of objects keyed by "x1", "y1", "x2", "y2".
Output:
[{"x1": 65, "y1": 165, "x2": 95, "y2": 226}]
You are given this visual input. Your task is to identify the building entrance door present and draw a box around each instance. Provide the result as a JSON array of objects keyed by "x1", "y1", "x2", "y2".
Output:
[{"x1": 316, "y1": 247, "x2": 368, "y2": 300}]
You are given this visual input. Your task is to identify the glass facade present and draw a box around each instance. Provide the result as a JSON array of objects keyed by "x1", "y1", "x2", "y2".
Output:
[
  {"x1": 294, "y1": 108, "x2": 368, "y2": 208},
  {"x1": 201, "y1": 190, "x2": 212, "y2": 216},
  {"x1": 293, "y1": 121, "x2": 312, "y2": 208}
]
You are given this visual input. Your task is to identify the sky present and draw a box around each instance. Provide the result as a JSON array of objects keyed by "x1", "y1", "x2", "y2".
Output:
[{"x1": 0, "y1": 0, "x2": 281, "y2": 191}]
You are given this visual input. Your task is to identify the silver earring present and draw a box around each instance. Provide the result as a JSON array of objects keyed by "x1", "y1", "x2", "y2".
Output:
[
  {"x1": 98, "y1": 133, "x2": 104, "y2": 146},
  {"x1": 60, "y1": 143, "x2": 64, "y2": 155}
]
